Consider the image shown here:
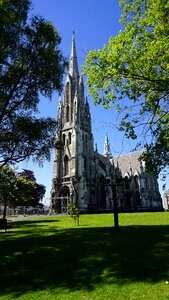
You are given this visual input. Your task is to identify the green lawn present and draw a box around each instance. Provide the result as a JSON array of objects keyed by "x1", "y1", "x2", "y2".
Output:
[{"x1": 0, "y1": 212, "x2": 169, "y2": 300}]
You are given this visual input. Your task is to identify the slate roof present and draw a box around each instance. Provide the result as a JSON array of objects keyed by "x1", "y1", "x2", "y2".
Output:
[
  {"x1": 95, "y1": 151, "x2": 111, "y2": 170},
  {"x1": 110, "y1": 151, "x2": 144, "y2": 177}
]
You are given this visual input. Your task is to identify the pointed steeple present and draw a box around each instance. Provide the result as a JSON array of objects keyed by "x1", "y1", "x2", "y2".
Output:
[
  {"x1": 85, "y1": 96, "x2": 89, "y2": 105},
  {"x1": 103, "y1": 133, "x2": 112, "y2": 159},
  {"x1": 69, "y1": 31, "x2": 79, "y2": 79},
  {"x1": 57, "y1": 96, "x2": 63, "y2": 118}
]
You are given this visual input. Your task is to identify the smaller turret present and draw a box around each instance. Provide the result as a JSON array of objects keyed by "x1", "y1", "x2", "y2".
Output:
[
  {"x1": 103, "y1": 133, "x2": 112, "y2": 159},
  {"x1": 57, "y1": 96, "x2": 63, "y2": 119}
]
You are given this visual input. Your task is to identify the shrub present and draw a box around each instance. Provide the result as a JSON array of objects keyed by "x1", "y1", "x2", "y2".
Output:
[{"x1": 68, "y1": 202, "x2": 80, "y2": 226}]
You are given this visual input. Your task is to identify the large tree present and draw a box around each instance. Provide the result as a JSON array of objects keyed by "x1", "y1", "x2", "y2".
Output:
[
  {"x1": 83, "y1": 0, "x2": 169, "y2": 175},
  {"x1": 0, "y1": 0, "x2": 67, "y2": 167},
  {"x1": 17, "y1": 169, "x2": 46, "y2": 206},
  {"x1": 0, "y1": 165, "x2": 34, "y2": 218}
]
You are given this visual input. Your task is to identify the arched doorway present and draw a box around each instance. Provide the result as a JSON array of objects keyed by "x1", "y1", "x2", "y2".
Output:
[
  {"x1": 59, "y1": 186, "x2": 70, "y2": 214},
  {"x1": 60, "y1": 186, "x2": 70, "y2": 197}
]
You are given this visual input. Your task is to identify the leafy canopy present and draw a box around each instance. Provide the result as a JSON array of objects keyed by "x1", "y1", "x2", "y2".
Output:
[
  {"x1": 0, "y1": 165, "x2": 35, "y2": 218},
  {"x1": 17, "y1": 169, "x2": 46, "y2": 206},
  {"x1": 0, "y1": 0, "x2": 68, "y2": 167},
  {"x1": 83, "y1": 0, "x2": 169, "y2": 175}
]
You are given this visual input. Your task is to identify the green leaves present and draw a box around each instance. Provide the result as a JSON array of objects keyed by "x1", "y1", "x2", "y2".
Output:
[
  {"x1": 0, "y1": 165, "x2": 46, "y2": 218},
  {"x1": 17, "y1": 169, "x2": 46, "y2": 206},
  {"x1": 83, "y1": 0, "x2": 169, "y2": 175},
  {"x1": 0, "y1": 165, "x2": 35, "y2": 217},
  {"x1": 68, "y1": 202, "x2": 80, "y2": 226},
  {"x1": 0, "y1": 116, "x2": 56, "y2": 166},
  {"x1": 0, "y1": 0, "x2": 68, "y2": 166}
]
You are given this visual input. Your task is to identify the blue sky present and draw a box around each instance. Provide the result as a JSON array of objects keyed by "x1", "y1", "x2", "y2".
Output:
[{"x1": 19, "y1": 0, "x2": 168, "y2": 203}]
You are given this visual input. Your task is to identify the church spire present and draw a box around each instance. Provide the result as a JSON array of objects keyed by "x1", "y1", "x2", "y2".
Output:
[
  {"x1": 69, "y1": 30, "x2": 79, "y2": 79},
  {"x1": 103, "y1": 133, "x2": 112, "y2": 159}
]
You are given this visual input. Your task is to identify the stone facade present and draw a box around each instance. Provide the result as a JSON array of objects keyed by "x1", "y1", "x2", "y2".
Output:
[
  {"x1": 163, "y1": 190, "x2": 169, "y2": 211},
  {"x1": 50, "y1": 33, "x2": 162, "y2": 213}
]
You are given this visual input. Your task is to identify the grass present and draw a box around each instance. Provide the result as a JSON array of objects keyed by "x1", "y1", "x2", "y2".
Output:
[{"x1": 0, "y1": 212, "x2": 169, "y2": 300}]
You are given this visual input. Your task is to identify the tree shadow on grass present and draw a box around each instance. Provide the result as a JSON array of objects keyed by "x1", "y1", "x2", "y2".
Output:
[
  {"x1": 6, "y1": 219, "x2": 60, "y2": 230},
  {"x1": 9, "y1": 219, "x2": 61, "y2": 225},
  {"x1": 16, "y1": 219, "x2": 60, "y2": 225},
  {"x1": 0, "y1": 223, "x2": 169, "y2": 298}
]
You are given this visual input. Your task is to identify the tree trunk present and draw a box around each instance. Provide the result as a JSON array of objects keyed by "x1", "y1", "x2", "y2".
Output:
[
  {"x1": 3, "y1": 204, "x2": 7, "y2": 219},
  {"x1": 112, "y1": 185, "x2": 119, "y2": 230}
]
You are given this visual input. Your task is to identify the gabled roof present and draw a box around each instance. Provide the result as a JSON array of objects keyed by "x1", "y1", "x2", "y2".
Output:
[
  {"x1": 110, "y1": 151, "x2": 144, "y2": 177},
  {"x1": 95, "y1": 151, "x2": 111, "y2": 170}
]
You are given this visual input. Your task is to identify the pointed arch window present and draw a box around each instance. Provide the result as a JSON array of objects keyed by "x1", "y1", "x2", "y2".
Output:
[
  {"x1": 84, "y1": 156, "x2": 87, "y2": 177},
  {"x1": 134, "y1": 175, "x2": 139, "y2": 189},
  {"x1": 65, "y1": 82, "x2": 69, "y2": 103},
  {"x1": 66, "y1": 105, "x2": 69, "y2": 122},
  {"x1": 64, "y1": 155, "x2": 69, "y2": 176},
  {"x1": 124, "y1": 176, "x2": 130, "y2": 189},
  {"x1": 62, "y1": 134, "x2": 66, "y2": 146},
  {"x1": 136, "y1": 190, "x2": 141, "y2": 206},
  {"x1": 68, "y1": 132, "x2": 71, "y2": 144}
]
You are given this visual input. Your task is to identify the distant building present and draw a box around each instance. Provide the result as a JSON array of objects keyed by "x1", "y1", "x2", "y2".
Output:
[
  {"x1": 50, "y1": 33, "x2": 162, "y2": 213},
  {"x1": 163, "y1": 190, "x2": 169, "y2": 211}
]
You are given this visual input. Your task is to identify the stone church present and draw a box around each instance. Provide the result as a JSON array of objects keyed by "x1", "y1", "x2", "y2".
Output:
[{"x1": 50, "y1": 32, "x2": 162, "y2": 213}]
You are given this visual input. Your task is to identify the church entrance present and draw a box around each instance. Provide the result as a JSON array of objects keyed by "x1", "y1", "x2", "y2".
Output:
[{"x1": 59, "y1": 186, "x2": 70, "y2": 214}]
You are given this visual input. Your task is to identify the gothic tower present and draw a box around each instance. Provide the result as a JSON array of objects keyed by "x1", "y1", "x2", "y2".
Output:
[
  {"x1": 50, "y1": 32, "x2": 95, "y2": 213},
  {"x1": 50, "y1": 33, "x2": 162, "y2": 214}
]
